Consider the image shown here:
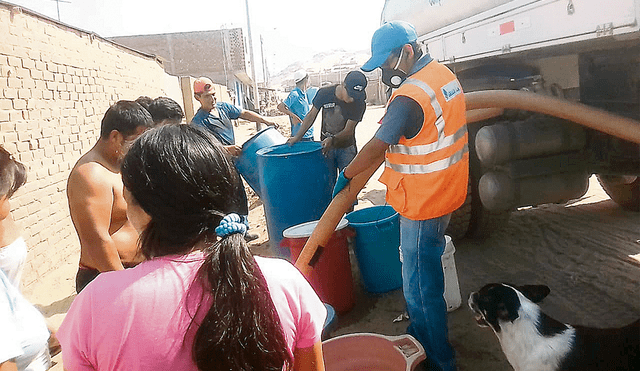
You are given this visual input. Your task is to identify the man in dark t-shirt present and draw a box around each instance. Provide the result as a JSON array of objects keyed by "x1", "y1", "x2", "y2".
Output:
[{"x1": 288, "y1": 71, "x2": 367, "y2": 174}]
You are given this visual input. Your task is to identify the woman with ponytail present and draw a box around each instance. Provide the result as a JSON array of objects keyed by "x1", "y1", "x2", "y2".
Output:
[{"x1": 57, "y1": 125, "x2": 327, "y2": 371}]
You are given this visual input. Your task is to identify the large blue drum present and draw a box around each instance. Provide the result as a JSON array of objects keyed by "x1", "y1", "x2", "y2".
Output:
[
  {"x1": 257, "y1": 142, "x2": 335, "y2": 257},
  {"x1": 235, "y1": 127, "x2": 286, "y2": 198}
]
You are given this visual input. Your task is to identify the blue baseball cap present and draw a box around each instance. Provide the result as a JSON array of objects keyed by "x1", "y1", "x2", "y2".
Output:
[{"x1": 361, "y1": 21, "x2": 418, "y2": 72}]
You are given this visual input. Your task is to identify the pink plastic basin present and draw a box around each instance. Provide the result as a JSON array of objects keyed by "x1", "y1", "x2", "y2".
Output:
[{"x1": 322, "y1": 333, "x2": 426, "y2": 371}]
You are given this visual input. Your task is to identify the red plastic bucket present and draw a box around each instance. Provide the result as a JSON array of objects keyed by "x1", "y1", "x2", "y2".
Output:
[
  {"x1": 322, "y1": 333, "x2": 426, "y2": 371},
  {"x1": 283, "y1": 219, "x2": 355, "y2": 313}
]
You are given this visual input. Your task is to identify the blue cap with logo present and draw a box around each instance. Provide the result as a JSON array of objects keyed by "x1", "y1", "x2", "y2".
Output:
[{"x1": 361, "y1": 21, "x2": 418, "y2": 72}]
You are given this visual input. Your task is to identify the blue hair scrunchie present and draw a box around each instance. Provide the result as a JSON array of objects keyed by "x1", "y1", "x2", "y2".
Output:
[{"x1": 215, "y1": 213, "x2": 249, "y2": 238}]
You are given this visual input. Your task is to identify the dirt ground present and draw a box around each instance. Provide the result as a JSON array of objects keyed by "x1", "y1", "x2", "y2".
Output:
[{"x1": 27, "y1": 106, "x2": 640, "y2": 370}]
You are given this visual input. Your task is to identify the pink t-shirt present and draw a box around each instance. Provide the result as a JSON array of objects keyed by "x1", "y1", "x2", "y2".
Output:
[{"x1": 57, "y1": 252, "x2": 326, "y2": 371}]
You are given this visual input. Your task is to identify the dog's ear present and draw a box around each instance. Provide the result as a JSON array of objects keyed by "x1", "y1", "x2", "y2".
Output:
[{"x1": 519, "y1": 285, "x2": 550, "y2": 303}]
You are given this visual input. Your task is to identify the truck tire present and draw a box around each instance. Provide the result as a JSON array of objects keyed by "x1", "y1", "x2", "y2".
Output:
[
  {"x1": 446, "y1": 180, "x2": 472, "y2": 240},
  {"x1": 446, "y1": 170, "x2": 512, "y2": 240},
  {"x1": 596, "y1": 175, "x2": 640, "y2": 211}
]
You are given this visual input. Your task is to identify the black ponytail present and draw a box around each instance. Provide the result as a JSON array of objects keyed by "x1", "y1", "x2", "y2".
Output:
[{"x1": 192, "y1": 234, "x2": 292, "y2": 370}]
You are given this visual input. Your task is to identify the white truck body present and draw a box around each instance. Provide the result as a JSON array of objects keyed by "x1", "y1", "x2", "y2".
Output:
[
  {"x1": 381, "y1": 0, "x2": 640, "y2": 238},
  {"x1": 383, "y1": 0, "x2": 639, "y2": 64}
]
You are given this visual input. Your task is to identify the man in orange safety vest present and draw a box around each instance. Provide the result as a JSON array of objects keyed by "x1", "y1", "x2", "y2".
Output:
[{"x1": 333, "y1": 21, "x2": 468, "y2": 371}]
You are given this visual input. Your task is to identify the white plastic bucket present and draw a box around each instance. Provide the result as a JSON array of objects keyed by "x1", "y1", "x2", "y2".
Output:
[{"x1": 442, "y1": 235, "x2": 462, "y2": 312}]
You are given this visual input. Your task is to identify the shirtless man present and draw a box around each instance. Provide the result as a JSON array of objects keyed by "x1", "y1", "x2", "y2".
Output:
[{"x1": 67, "y1": 101, "x2": 154, "y2": 293}]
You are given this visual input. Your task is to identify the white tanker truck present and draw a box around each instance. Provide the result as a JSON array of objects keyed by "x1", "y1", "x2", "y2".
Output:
[{"x1": 381, "y1": 0, "x2": 640, "y2": 238}]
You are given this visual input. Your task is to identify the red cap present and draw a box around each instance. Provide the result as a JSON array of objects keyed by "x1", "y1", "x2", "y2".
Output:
[{"x1": 194, "y1": 77, "x2": 215, "y2": 94}]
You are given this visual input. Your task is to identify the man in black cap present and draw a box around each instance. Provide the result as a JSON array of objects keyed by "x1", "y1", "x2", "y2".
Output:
[{"x1": 288, "y1": 70, "x2": 367, "y2": 176}]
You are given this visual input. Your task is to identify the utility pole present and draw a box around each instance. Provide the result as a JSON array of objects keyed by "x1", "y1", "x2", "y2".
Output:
[
  {"x1": 260, "y1": 35, "x2": 269, "y2": 87},
  {"x1": 50, "y1": 0, "x2": 71, "y2": 22},
  {"x1": 244, "y1": 0, "x2": 261, "y2": 129}
]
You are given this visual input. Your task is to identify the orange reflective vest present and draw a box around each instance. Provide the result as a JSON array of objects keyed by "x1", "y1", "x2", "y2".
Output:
[{"x1": 379, "y1": 61, "x2": 469, "y2": 220}]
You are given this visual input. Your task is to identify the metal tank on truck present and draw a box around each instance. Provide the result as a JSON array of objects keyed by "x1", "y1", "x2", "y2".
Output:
[{"x1": 381, "y1": 0, "x2": 640, "y2": 239}]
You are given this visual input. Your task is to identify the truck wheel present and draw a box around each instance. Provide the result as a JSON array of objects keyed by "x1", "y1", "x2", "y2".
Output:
[
  {"x1": 446, "y1": 181, "x2": 472, "y2": 240},
  {"x1": 446, "y1": 172, "x2": 512, "y2": 240},
  {"x1": 596, "y1": 175, "x2": 640, "y2": 211}
]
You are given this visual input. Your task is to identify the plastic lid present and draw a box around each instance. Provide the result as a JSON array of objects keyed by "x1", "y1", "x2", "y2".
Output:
[{"x1": 282, "y1": 218, "x2": 349, "y2": 239}]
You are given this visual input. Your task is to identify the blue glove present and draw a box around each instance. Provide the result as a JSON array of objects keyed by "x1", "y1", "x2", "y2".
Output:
[{"x1": 332, "y1": 169, "x2": 351, "y2": 198}]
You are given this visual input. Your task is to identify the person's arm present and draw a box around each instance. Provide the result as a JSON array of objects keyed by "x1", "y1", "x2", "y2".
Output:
[
  {"x1": 277, "y1": 102, "x2": 302, "y2": 124},
  {"x1": 293, "y1": 341, "x2": 325, "y2": 371},
  {"x1": 343, "y1": 137, "x2": 389, "y2": 180},
  {"x1": 239, "y1": 110, "x2": 279, "y2": 128},
  {"x1": 67, "y1": 166, "x2": 124, "y2": 272},
  {"x1": 223, "y1": 145, "x2": 242, "y2": 157},
  {"x1": 289, "y1": 106, "x2": 319, "y2": 145},
  {"x1": 0, "y1": 360, "x2": 17, "y2": 371}
]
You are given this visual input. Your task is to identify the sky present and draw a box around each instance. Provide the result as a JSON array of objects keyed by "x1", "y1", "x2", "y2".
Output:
[{"x1": 8, "y1": 0, "x2": 386, "y2": 79}]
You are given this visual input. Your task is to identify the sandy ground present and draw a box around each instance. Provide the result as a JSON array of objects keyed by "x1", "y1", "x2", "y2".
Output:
[{"x1": 26, "y1": 106, "x2": 640, "y2": 370}]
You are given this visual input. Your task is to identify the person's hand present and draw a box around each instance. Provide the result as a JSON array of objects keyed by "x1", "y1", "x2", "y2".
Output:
[
  {"x1": 264, "y1": 120, "x2": 279, "y2": 129},
  {"x1": 332, "y1": 169, "x2": 350, "y2": 198},
  {"x1": 224, "y1": 145, "x2": 242, "y2": 157},
  {"x1": 321, "y1": 137, "x2": 333, "y2": 155},
  {"x1": 287, "y1": 136, "x2": 300, "y2": 146}
]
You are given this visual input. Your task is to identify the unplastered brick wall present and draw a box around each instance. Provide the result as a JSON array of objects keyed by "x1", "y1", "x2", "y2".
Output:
[{"x1": 0, "y1": 3, "x2": 181, "y2": 290}]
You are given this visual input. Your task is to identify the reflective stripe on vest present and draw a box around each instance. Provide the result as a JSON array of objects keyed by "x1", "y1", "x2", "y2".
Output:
[
  {"x1": 388, "y1": 125, "x2": 467, "y2": 156},
  {"x1": 385, "y1": 142, "x2": 468, "y2": 174},
  {"x1": 401, "y1": 78, "x2": 445, "y2": 142}
]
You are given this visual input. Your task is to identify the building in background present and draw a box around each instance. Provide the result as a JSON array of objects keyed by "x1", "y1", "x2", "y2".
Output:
[{"x1": 110, "y1": 28, "x2": 260, "y2": 111}]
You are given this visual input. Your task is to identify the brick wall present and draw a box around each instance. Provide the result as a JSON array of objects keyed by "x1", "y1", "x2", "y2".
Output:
[
  {"x1": 110, "y1": 28, "x2": 247, "y2": 87},
  {"x1": 0, "y1": 3, "x2": 182, "y2": 290}
]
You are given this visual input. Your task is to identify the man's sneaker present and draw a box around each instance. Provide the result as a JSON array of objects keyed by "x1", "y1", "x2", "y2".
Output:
[{"x1": 244, "y1": 232, "x2": 259, "y2": 242}]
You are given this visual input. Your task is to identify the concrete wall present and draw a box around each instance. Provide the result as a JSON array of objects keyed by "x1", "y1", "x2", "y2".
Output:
[
  {"x1": 0, "y1": 3, "x2": 181, "y2": 289},
  {"x1": 110, "y1": 29, "x2": 247, "y2": 87}
]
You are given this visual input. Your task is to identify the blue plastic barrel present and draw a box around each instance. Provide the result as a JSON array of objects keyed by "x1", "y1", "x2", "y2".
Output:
[
  {"x1": 235, "y1": 127, "x2": 286, "y2": 198},
  {"x1": 346, "y1": 206, "x2": 403, "y2": 293},
  {"x1": 257, "y1": 142, "x2": 335, "y2": 258}
]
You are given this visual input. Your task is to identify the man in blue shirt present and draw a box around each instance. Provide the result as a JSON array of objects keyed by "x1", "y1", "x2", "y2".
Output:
[
  {"x1": 190, "y1": 77, "x2": 278, "y2": 156},
  {"x1": 278, "y1": 69, "x2": 314, "y2": 140},
  {"x1": 190, "y1": 77, "x2": 278, "y2": 241}
]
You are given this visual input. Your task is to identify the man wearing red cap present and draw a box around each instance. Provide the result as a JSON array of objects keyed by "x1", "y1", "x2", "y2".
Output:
[
  {"x1": 191, "y1": 77, "x2": 277, "y2": 156},
  {"x1": 334, "y1": 21, "x2": 468, "y2": 371}
]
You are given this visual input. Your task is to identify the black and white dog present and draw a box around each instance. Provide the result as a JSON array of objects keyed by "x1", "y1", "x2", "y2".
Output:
[{"x1": 468, "y1": 283, "x2": 639, "y2": 371}]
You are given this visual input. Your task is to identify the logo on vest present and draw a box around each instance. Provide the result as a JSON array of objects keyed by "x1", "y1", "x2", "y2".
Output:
[
  {"x1": 324, "y1": 102, "x2": 336, "y2": 109},
  {"x1": 441, "y1": 80, "x2": 462, "y2": 102}
]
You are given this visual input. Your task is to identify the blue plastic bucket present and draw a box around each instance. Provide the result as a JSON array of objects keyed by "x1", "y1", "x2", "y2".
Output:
[
  {"x1": 257, "y1": 142, "x2": 335, "y2": 258},
  {"x1": 346, "y1": 205, "x2": 403, "y2": 293},
  {"x1": 322, "y1": 303, "x2": 338, "y2": 340},
  {"x1": 235, "y1": 127, "x2": 286, "y2": 198}
]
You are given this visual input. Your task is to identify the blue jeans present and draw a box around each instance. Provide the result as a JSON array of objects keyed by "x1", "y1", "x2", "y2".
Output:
[
  {"x1": 400, "y1": 214, "x2": 456, "y2": 371},
  {"x1": 328, "y1": 144, "x2": 357, "y2": 172}
]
